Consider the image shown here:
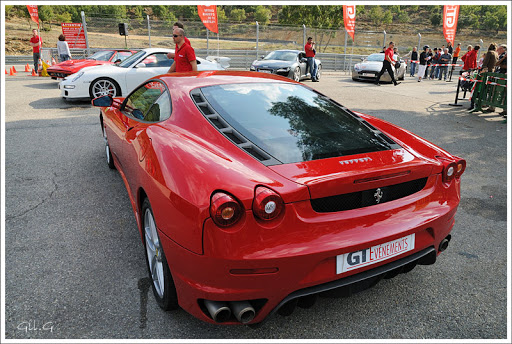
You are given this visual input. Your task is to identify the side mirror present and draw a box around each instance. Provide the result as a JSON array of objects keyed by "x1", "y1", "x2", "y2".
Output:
[
  {"x1": 114, "y1": 59, "x2": 122, "y2": 64},
  {"x1": 300, "y1": 58, "x2": 307, "y2": 63},
  {"x1": 360, "y1": 57, "x2": 365, "y2": 61},
  {"x1": 260, "y1": 55, "x2": 265, "y2": 60},
  {"x1": 135, "y1": 63, "x2": 146, "y2": 68},
  {"x1": 91, "y1": 95, "x2": 113, "y2": 107},
  {"x1": 132, "y1": 109, "x2": 144, "y2": 120}
]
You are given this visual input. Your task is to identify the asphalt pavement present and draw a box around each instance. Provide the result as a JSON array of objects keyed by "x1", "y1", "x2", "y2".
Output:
[{"x1": 2, "y1": 68, "x2": 509, "y2": 340}]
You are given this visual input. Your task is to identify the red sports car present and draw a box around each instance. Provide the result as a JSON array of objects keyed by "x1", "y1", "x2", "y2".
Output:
[
  {"x1": 46, "y1": 49, "x2": 136, "y2": 79},
  {"x1": 92, "y1": 71, "x2": 465, "y2": 326}
]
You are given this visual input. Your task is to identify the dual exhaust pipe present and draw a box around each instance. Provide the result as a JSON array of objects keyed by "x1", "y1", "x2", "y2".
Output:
[{"x1": 204, "y1": 300, "x2": 256, "y2": 324}]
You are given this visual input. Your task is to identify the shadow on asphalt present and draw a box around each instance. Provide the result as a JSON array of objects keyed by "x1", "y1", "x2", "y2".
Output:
[
  {"x1": 29, "y1": 97, "x2": 91, "y2": 110},
  {"x1": 23, "y1": 82, "x2": 60, "y2": 90}
]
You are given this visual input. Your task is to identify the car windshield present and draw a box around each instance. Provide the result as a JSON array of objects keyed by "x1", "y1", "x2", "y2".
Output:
[
  {"x1": 263, "y1": 51, "x2": 298, "y2": 62},
  {"x1": 88, "y1": 51, "x2": 115, "y2": 61},
  {"x1": 200, "y1": 83, "x2": 396, "y2": 164},
  {"x1": 117, "y1": 50, "x2": 146, "y2": 68},
  {"x1": 366, "y1": 53, "x2": 398, "y2": 62}
]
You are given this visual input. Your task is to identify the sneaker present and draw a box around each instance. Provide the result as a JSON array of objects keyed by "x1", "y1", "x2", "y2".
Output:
[
  {"x1": 394, "y1": 82, "x2": 401, "y2": 86},
  {"x1": 418, "y1": 79, "x2": 421, "y2": 82}
]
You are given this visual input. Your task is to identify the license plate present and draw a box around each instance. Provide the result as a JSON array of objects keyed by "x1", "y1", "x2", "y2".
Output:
[
  {"x1": 362, "y1": 73, "x2": 373, "y2": 77},
  {"x1": 336, "y1": 234, "x2": 415, "y2": 274},
  {"x1": 259, "y1": 69, "x2": 272, "y2": 73}
]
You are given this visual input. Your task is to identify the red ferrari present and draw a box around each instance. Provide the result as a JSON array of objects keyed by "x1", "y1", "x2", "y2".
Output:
[
  {"x1": 46, "y1": 49, "x2": 136, "y2": 79},
  {"x1": 92, "y1": 71, "x2": 465, "y2": 326}
]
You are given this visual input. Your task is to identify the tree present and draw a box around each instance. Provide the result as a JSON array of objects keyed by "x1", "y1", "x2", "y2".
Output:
[
  {"x1": 430, "y1": 12, "x2": 442, "y2": 26},
  {"x1": 217, "y1": 7, "x2": 228, "y2": 23},
  {"x1": 230, "y1": 8, "x2": 246, "y2": 23},
  {"x1": 382, "y1": 10, "x2": 393, "y2": 24},
  {"x1": 254, "y1": 5, "x2": 271, "y2": 25},
  {"x1": 368, "y1": 6, "x2": 383, "y2": 25}
]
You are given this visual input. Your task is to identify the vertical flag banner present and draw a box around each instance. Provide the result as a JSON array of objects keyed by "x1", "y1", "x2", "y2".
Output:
[
  {"x1": 343, "y1": 5, "x2": 356, "y2": 41},
  {"x1": 443, "y1": 5, "x2": 460, "y2": 46},
  {"x1": 197, "y1": 5, "x2": 218, "y2": 33},
  {"x1": 26, "y1": 5, "x2": 39, "y2": 27}
]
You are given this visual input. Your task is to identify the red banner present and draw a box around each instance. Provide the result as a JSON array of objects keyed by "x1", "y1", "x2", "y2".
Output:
[
  {"x1": 443, "y1": 5, "x2": 460, "y2": 46},
  {"x1": 197, "y1": 5, "x2": 218, "y2": 33},
  {"x1": 61, "y1": 23, "x2": 87, "y2": 49},
  {"x1": 26, "y1": 5, "x2": 39, "y2": 26},
  {"x1": 343, "y1": 5, "x2": 356, "y2": 42}
]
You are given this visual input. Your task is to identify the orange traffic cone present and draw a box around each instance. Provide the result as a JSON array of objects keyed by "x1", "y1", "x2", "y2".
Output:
[
  {"x1": 51, "y1": 57, "x2": 57, "y2": 65},
  {"x1": 31, "y1": 69, "x2": 37, "y2": 76},
  {"x1": 5, "y1": 69, "x2": 7, "y2": 74},
  {"x1": 9, "y1": 67, "x2": 16, "y2": 76},
  {"x1": 25, "y1": 63, "x2": 30, "y2": 72},
  {"x1": 12, "y1": 66, "x2": 17, "y2": 73}
]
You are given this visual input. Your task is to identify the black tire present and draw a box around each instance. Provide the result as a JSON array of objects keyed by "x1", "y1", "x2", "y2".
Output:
[
  {"x1": 89, "y1": 77, "x2": 121, "y2": 100},
  {"x1": 293, "y1": 67, "x2": 301, "y2": 82},
  {"x1": 316, "y1": 64, "x2": 322, "y2": 80},
  {"x1": 101, "y1": 124, "x2": 116, "y2": 170},
  {"x1": 142, "y1": 198, "x2": 179, "y2": 311}
]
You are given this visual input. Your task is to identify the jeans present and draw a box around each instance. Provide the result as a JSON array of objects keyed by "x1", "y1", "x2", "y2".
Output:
[
  {"x1": 59, "y1": 54, "x2": 70, "y2": 62},
  {"x1": 410, "y1": 62, "x2": 416, "y2": 76},
  {"x1": 307, "y1": 57, "x2": 318, "y2": 80},
  {"x1": 439, "y1": 66, "x2": 448, "y2": 80},
  {"x1": 33, "y1": 52, "x2": 40, "y2": 73}
]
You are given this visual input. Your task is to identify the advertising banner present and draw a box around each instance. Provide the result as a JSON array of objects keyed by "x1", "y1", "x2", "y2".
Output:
[
  {"x1": 443, "y1": 5, "x2": 460, "y2": 46},
  {"x1": 343, "y1": 5, "x2": 356, "y2": 41},
  {"x1": 26, "y1": 5, "x2": 39, "y2": 26},
  {"x1": 61, "y1": 23, "x2": 87, "y2": 49},
  {"x1": 197, "y1": 5, "x2": 218, "y2": 33}
]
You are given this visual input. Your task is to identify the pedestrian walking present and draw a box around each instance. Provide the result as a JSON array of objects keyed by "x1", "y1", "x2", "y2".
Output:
[
  {"x1": 409, "y1": 46, "x2": 418, "y2": 77},
  {"x1": 167, "y1": 21, "x2": 192, "y2": 60},
  {"x1": 374, "y1": 42, "x2": 400, "y2": 86},
  {"x1": 417, "y1": 45, "x2": 429, "y2": 82}
]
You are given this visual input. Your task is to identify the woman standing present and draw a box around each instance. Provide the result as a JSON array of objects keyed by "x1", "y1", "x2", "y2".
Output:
[{"x1": 57, "y1": 34, "x2": 71, "y2": 62}]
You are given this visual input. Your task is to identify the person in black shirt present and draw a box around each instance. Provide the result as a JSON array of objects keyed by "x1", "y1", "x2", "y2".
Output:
[
  {"x1": 417, "y1": 45, "x2": 429, "y2": 82},
  {"x1": 408, "y1": 46, "x2": 418, "y2": 77}
]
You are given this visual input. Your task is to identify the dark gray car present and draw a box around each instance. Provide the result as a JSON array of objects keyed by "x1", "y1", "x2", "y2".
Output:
[{"x1": 250, "y1": 50, "x2": 322, "y2": 82}]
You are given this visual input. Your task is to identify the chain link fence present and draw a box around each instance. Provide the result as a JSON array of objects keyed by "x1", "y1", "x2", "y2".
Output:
[{"x1": 7, "y1": 14, "x2": 505, "y2": 73}]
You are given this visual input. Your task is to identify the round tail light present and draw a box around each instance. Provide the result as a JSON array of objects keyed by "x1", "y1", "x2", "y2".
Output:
[
  {"x1": 210, "y1": 192, "x2": 243, "y2": 227},
  {"x1": 252, "y1": 186, "x2": 284, "y2": 221},
  {"x1": 442, "y1": 161, "x2": 458, "y2": 183}
]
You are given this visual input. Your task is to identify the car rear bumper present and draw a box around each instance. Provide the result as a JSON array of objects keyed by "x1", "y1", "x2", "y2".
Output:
[{"x1": 159, "y1": 175, "x2": 460, "y2": 325}]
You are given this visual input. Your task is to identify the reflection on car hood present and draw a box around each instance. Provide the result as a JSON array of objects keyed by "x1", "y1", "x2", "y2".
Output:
[
  {"x1": 252, "y1": 60, "x2": 295, "y2": 68},
  {"x1": 48, "y1": 59, "x2": 109, "y2": 71},
  {"x1": 357, "y1": 61, "x2": 385, "y2": 72}
]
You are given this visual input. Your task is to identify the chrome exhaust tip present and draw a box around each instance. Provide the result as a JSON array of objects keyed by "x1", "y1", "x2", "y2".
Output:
[
  {"x1": 439, "y1": 235, "x2": 451, "y2": 252},
  {"x1": 229, "y1": 301, "x2": 256, "y2": 324},
  {"x1": 204, "y1": 300, "x2": 231, "y2": 323}
]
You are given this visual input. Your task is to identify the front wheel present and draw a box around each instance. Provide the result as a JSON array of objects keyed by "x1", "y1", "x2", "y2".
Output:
[
  {"x1": 102, "y1": 126, "x2": 115, "y2": 170},
  {"x1": 142, "y1": 198, "x2": 179, "y2": 311},
  {"x1": 89, "y1": 78, "x2": 120, "y2": 100}
]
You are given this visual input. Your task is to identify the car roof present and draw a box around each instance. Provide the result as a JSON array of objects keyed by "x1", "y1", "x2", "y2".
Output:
[
  {"x1": 141, "y1": 47, "x2": 174, "y2": 53},
  {"x1": 271, "y1": 49, "x2": 302, "y2": 54}
]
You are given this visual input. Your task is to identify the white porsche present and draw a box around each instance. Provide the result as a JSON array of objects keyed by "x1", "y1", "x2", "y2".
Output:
[{"x1": 59, "y1": 48, "x2": 228, "y2": 100}]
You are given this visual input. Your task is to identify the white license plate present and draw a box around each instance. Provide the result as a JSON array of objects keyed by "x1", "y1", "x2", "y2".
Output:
[
  {"x1": 259, "y1": 69, "x2": 272, "y2": 73},
  {"x1": 336, "y1": 234, "x2": 415, "y2": 274},
  {"x1": 362, "y1": 73, "x2": 373, "y2": 77}
]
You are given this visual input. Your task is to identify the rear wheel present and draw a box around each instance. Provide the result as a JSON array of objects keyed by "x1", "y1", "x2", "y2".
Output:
[
  {"x1": 315, "y1": 64, "x2": 322, "y2": 80},
  {"x1": 293, "y1": 67, "x2": 301, "y2": 82},
  {"x1": 142, "y1": 198, "x2": 179, "y2": 310}
]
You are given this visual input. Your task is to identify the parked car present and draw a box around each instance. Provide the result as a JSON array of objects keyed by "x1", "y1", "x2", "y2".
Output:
[
  {"x1": 250, "y1": 49, "x2": 321, "y2": 82},
  {"x1": 352, "y1": 53, "x2": 406, "y2": 82},
  {"x1": 46, "y1": 49, "x2": 136, "y2": 79},
  {"x1": 59, "y1": 48, "x2": 226, "y2": 100},
  {"x1": 92, "y1": 71, "x2": 465, "y2": 325}
]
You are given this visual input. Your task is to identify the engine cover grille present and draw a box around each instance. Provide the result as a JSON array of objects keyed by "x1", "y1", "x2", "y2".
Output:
[{"x1": 311, "y1": 177, "x2": 428, "y2": 212}]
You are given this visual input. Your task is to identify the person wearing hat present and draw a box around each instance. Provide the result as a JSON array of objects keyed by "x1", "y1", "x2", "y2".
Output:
[{"x1": 417, "y1": 45, "x2": 430, "y2": 82}]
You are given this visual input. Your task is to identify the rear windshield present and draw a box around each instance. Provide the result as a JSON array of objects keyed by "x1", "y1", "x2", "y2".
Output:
[{"x1": 199, "y1": 83, "x2": 397, "y2": 164}]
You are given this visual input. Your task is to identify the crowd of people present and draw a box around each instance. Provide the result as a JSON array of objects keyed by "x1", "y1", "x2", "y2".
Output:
[{"x1": 403, "y1": 42, "x2": 507, "y2": 117}]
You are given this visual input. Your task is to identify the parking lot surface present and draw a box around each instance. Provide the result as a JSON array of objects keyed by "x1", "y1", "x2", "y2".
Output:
[{"x1": 3, "y1": 69, "x2": 509, "y2": 339}]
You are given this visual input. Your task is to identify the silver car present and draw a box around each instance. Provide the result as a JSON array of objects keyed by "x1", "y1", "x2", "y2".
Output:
[
  {"x1": 352, "y1": 53, "x2": 406, "y2": 82},
  {"x1": 250, "y1": 50, "x2": 321, "y2": 82}
]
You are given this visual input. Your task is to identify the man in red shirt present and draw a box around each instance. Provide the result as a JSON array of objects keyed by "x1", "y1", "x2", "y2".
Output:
[
  {"x1": 167, "y1": 22, "x2": 191, "y2": 59},
  {"x1": 167, "y1": 28, "x2": 197, "y2": 73},
  {"x1": 304, "y1": 37, "x2": 318, "y2": 82},
  {"x1": 374, "y1": 41, "x2": 400, "y2": 86},
  {"x1": 30, "y1": 29, "x2": 42, "y2": 73}
]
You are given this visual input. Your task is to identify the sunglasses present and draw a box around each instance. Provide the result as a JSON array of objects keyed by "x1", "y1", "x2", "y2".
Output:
[{"x1": 173, "y1": 34, "x2": 181, "y2": 37}]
